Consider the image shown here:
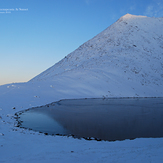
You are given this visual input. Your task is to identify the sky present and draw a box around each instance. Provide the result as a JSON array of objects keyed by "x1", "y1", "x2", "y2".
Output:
[{"x1": 0, "y1": 0, "x2": 163, "y2": 85}]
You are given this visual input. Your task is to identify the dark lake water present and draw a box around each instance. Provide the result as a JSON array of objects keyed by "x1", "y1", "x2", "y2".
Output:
[{"x1": 15, "y1": 98, "x2": 163, "y2": 141}]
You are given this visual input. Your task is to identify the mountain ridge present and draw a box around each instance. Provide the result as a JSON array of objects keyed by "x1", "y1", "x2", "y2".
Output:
[{"x1": 29, "y1": 14, "x2": 163, "y2": 97}]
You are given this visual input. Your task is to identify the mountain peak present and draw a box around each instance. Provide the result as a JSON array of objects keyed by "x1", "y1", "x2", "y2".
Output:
[
  {"x1": 117, "y1": 13, "x2": 147, "y2": 22},
  {"x1": 30, "y1": 14, "x2": 163, "y2": 97},
  {"x1": 122, "y1": 13, "x2": 135, "y2": 18},
  {"x1": 124, "y1": 13, "x2": 147, "y2": 18}
]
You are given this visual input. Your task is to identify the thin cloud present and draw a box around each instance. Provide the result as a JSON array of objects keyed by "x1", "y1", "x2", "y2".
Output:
[
  {"x1": 129, "y1": 5, "x2": 136, "y2": 11},
  {"x1": 85, "y1": 0, "x2": 94, "y2": 5},
  {"x1": 144, "y1": 2, "x2": 163, "y2": 17},
  {"x1": 85, "y1": 0, "x2": 90, "y2": 5},
  {"x1": 84, "y1": 0, "x2": 97, "y2": 5}
]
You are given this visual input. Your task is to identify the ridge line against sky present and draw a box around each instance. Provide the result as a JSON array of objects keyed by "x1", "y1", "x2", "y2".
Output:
[{"x1": 0, "y1": 0, "x2": 163, "y2": 86}]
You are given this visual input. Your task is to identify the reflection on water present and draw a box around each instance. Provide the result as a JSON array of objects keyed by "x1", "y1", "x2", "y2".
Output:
[{"x1": 15, "y1": 98, "x2": 163, "y2": 141}]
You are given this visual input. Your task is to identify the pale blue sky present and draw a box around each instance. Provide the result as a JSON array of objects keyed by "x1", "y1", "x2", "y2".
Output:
[{"x1": 0, "y1": 0, "x2": 163, "y2": 85}]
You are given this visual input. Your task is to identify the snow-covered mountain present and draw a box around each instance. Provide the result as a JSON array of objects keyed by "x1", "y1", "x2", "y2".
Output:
[
  {"x1": 0, "y1": 14, "x2": 163, "y2": 162},
  {"x1": 30, "y1": 14, "x2": 163, "y2": 97}
]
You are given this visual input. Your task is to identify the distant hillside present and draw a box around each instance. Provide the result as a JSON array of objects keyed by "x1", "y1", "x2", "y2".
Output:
[{"x1": 30, "y1": 14, "x2": 163, "y2": 97}]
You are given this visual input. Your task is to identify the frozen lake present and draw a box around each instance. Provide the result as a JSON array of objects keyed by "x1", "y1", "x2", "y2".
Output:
[{"x1": 15, "y1": 98, "x2": 163, "y2": 141}]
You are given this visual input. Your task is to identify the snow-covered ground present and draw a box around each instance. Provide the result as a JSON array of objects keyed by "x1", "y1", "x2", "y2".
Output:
[{"x1": 0, "y1": 14, "x2": 163, "y2": 162}]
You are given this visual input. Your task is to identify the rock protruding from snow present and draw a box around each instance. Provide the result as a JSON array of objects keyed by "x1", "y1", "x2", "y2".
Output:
[{"x1": 30, "y1": 14, "x2": 163, "y2": 97}]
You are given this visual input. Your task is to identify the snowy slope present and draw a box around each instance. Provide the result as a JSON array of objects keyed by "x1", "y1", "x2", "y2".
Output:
[
  {"x1": 1, "y1": 14, "x2": 163, "y2": 163},
  {"x1": 29, "y1": 14, "x2": 163, "y2": 97}
]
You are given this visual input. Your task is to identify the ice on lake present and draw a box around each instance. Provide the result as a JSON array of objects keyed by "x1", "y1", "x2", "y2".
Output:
[{"x1": 15, "y1": 98, "x2": 163, "y2": 141}]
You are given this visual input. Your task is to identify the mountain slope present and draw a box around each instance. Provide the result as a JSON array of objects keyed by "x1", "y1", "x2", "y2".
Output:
[
  {"x1": 30, "y1": 14, "x2": 163, "y2": 97},
  {"x1": 0, "y1": 14, "x2": 163, "y2": 163}
]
